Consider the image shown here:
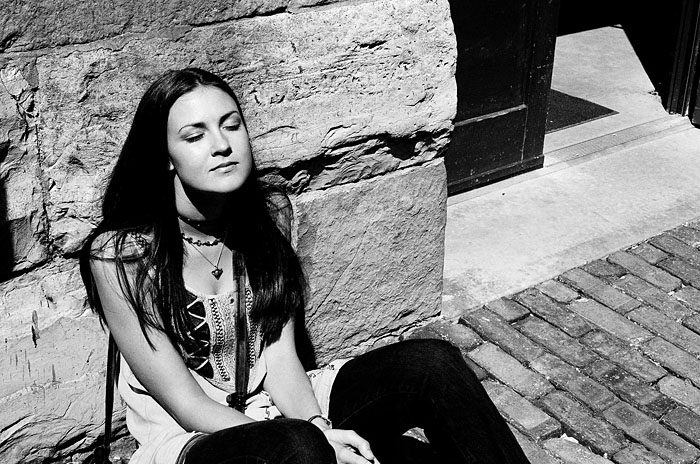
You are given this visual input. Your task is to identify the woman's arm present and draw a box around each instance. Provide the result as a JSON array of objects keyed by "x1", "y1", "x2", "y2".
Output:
[
  {"x1": 262, "y1": 319, "x2": 323, "y2": 422},
  {"x1": 263, "y1": 320, "x2": 377, "y2": 464},
  {"x1": 91, "y1": 256, "x2": 253, "y2": 433}
]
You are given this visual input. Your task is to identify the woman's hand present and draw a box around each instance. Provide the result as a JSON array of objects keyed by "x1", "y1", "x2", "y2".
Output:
[{"x1": 323, "y1": 429, "x2": 379, "y2": 464}]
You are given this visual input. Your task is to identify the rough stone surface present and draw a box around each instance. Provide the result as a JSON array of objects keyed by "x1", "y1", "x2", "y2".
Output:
[
  {"x1": 0, "y1": 0, "x2": 458, "y2": 460},
  {"x1": 659, "y1": 258, "x2": 700, "y2": 290},
  {"x1": 530, "y1": 353, "x2": 618, "y2": 412},
  {"x1": 0, "y1": 0, "x2": 351, "y2": 53},
  {"x1": 483, "y1": 380, "x2": 561, "y2": 440},
  {"x1": 611, "y1": 274, "x2": 693, "y2": 321},
  {"x1": 461, "y1": 308, "x2": 544, "y2": 363},
  {"x1": 0, "y1": 63, "x2": 48, "y2": 275},
  {"x1": 675, "y1": 285, "x2": 700, "y2": 311},
  {"x1": 649, "y1": 233, "x2": 700, "y2": 267},
  {"x1": 580, "y1": 330, "x2": 667, "y2": 383},
  {"x1": 37, "y1": 0, "x2": 456, "y2": 254},
  {"x1": 585, "y1": 359, "x2": 675, "y2": 419},
  {"x1": 537, "y1": 279, "x2": 580, "y2": 303},
  {"x1": 658, "y1": 375, "x2": 700, "y2": 415},
  {"x1": 509, "y1": 427, "x2": 563, "y2": 464},
  {"x1": 604, "y1": 401, "x2": 700, "y2": 463},
  {"x1": 608, "y1": 251, "x2": 682, "y2": 292},
  {"x1": 664, "y1": 407, "x2": 700, "y2": 448},
  {"x1": 0, "y1": 316, "x2": 112, "y2": 463},
  {"x1": 559, "y1": 268, "x2": 640, "y2": 314},
  {"x1": 539, "y1": 390, "x2": 625, "y2": 455},
  {"x1": 485, "y1": 297, "x2": 530, "y2": 321},
  {"x1": 513, "y1": 288, "x2": 593, "y2": 338},
  {"x1": 516, "y1": 316, "x2": 598, "y2": 368},
  {"x1": 684, "y1": 313, "x2": 700, "y2": 336},
  {"x1": 642, "y1": 337, "x2": 700, "y2": 388},
  {"x1": 468, "y1": 342, "x2": 553, "y2": 398},
  {"x1": 628, "y1": 305, "x2": 700, "y2": 356},
  {"x1": 612, "y1": 444, "x2": 666, "y2": 464},
  {"x1": 567, "y1": 298, "x2": 653, "y2": 345},
  {"x1": 298, "y1": 161, "x2": 447, "y2": 361},
  {"x1": 0, "y1": 259, "x2": 87, "y2": 345},
  {"x1": 543, "y1": 438, "x2": 615, "y2": 464},
  {"x1": 629, "y1": 242, "x2": 670, "y2": 265},
  {"x1": 582, "y1": 259, "x2": 626, "y2": 280},
  {"x1": 670, "y1": 225, "x2": 700, "y2": 248}
]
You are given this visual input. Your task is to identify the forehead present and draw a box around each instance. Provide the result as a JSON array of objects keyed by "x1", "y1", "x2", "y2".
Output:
[{"x1": 168, "y1": 86, "x2": 239, "y2": 127}]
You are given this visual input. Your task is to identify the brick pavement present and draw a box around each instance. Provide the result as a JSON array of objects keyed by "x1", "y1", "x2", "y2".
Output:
[{"x1": 414, "y1": 219, "x2": 700, "y2": 463}]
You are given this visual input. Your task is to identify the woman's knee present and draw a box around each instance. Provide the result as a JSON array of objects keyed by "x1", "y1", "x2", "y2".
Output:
[
  {"x1": 400, "y1": 338, "x2": 480, "y2": 385},
  {"x1": 273, "y1": 419, "x2": 335, "y2": 464},
  {"x1": 401, "y1": 338, "x2": 463, "y2": 368}
]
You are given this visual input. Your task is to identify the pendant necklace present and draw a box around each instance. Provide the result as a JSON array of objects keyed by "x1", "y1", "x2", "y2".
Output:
[{"x1": 184, "y1": 230, "x2": 228, "y2": 280}]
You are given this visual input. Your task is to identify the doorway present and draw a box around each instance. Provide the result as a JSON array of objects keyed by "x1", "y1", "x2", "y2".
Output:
[
  {"x1": 545, "y1": 0, "x2": 699, "y2": 157},
  {"x1": 445, "y1": 0, "x2": 700, "y2": 196}
]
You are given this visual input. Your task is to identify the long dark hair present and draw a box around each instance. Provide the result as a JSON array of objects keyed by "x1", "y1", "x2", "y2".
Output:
[{"x1": 79, "y1": 68, "x2": 305, "y2": 349}]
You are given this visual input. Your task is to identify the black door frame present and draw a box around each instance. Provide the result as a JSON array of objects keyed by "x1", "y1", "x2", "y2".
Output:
[
  {"x1": 445, "y1": 0, "x2": 560, "y2": 195},
  {"x1": 667, "y1": 0, "x2": 700, "y2": 125}
]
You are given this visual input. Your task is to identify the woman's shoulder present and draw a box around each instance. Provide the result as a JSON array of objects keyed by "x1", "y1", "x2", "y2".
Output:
[{"x1": 89, "y1": 229, "x2": 153, "y2": 261}]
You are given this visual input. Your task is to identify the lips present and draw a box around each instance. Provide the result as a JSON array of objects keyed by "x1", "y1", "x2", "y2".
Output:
[{"x1": 212, "y1": 161, "x2": 238, "y2": 172}]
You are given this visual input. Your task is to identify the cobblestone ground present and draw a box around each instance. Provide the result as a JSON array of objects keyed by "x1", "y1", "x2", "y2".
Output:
[{"x1": 412, "y1": 219, "x2": 700, "y2": 464}]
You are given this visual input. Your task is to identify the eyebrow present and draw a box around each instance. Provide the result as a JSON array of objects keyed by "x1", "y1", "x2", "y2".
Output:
[{"x1": 178, "y1": 110, "x2": 240, "y2": 134}]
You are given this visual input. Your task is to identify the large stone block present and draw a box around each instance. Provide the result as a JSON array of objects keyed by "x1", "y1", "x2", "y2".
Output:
[
  {"x1": 35, "y1": 0, "x2": 456, "y2": 254},
  {"x1": 0, "y1": 0, "x2": 288, "y2": 53},
  {"x1": 0, "y1": 63, "x2": 48, "y2": 275},
  {"x1": 0, "y1": 259, "x2": 88, "y2": 344},
  {"x1": 0, "y1": 316, "x2": 113, "y2": 464},
  {"x1": 296, "y1": 160, "x2": 447, "y2": 361}
]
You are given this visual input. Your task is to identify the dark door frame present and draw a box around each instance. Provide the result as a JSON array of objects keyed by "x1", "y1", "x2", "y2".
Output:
[
  {"x1": 667, "y1": 0, "x2": 700, "y2": 125},
  {"x1": 445, "y1": 0, "x2": 560, "y2": 195}
]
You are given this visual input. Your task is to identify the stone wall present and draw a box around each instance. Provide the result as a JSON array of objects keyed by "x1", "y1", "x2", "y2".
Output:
[{"x1": 0, "y1": 0, "x2": 456, "y2": 461}]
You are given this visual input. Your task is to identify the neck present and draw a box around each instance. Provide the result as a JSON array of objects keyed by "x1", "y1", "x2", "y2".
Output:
[
  {"x1": 174, "y1": 180, "x2": 228, "y2": 226},
  {"x1": 178, "y1": 215, "x2": 227, "y2": 239}
]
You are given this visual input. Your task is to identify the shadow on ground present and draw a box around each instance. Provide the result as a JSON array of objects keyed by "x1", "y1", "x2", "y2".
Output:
[{"x1": 558, "y1": 0, "x2": 684, "y2": 106}]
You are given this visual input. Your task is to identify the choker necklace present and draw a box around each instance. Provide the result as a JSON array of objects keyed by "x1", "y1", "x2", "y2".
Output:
[
  {"x1": 178, "y1": 214, "x2": 223, "y2": 228},
  {"x1": 184, "y1": 230, "x2": 228, "y2": 279},
  {"x1": 181, "y1": 233, "x2": 221, "y2": 247}
]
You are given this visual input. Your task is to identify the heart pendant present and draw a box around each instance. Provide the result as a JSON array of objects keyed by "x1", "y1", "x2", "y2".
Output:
[{"x1": 211, "y1": 268, "x2": 223, "y2": 280}]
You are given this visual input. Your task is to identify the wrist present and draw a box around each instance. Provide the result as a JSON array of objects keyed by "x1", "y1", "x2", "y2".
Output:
[{"x1": 307, "y1": 414, "x2": 332, "y2": 431}]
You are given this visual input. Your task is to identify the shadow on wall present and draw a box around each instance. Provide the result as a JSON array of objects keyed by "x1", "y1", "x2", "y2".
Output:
[
  {"x1": 0, "y1": 141, "x2": 11, "y2": 281},
  {"x1": 558, "y1": 0, "x2": 684, "y2": 105}
]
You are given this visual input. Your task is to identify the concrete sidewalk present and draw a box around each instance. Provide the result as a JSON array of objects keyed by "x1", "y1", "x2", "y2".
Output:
[{"x1": 442, "y1": 120, "x2": 700, "y2": 318}]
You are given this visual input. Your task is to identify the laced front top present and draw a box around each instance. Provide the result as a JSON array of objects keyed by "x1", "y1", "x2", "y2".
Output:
[{"x1": 181, "y1": 285, "x2": 260, "y2": 392}]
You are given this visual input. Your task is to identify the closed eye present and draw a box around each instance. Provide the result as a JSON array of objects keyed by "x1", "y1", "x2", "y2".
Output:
[{"x1": 184, "y1": 133, "x2": 204, "y2": 143}]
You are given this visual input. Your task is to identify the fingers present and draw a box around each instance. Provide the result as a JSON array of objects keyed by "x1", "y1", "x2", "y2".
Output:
[
  {"x1": 330, "y1": 429, "x2": 374, "y2": 457},
  {"x1": 337, "y1": 446, "x2": 374, "y2": 464},
  {"x1": 324, "y1": 429, "x2": 377, "y2": 463}
]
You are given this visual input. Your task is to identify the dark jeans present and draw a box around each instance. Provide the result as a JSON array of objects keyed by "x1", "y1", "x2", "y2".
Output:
[{"x1": 180, "y1": 339, "x2": 530, "y2": 464}]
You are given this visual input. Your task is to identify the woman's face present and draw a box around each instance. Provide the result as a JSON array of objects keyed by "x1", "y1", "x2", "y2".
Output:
[{"x1": 166, "y1": 85, "x2": 253, "y2": 198}]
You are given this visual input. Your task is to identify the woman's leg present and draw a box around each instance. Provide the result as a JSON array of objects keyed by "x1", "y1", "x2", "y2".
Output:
[
  {"x1": 179, "y1": 418, "x2": 336, "y2": 464},
  {"x1": 328, "y1": 339, "x2": 530, "y2": 464}
]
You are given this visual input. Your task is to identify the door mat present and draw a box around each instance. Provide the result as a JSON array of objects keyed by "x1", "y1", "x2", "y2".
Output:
[{"x1": 545, "y1": 89, "x2": 617, "y2": 133}]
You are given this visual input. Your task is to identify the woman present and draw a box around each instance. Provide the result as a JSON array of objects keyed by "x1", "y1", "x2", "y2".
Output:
[{"x1": 80, "y1": 68, "x2": 530, "y2": 464}]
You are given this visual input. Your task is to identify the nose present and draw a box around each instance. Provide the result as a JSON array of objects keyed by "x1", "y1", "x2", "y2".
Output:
[{"x1": 211, "y1": 129, "x2": 232, "y2": 157}]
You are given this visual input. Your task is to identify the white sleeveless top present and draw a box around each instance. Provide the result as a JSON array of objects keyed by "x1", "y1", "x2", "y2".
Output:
[{"x1": 118, "y1": 285, "x2": 348, "y2": 464}]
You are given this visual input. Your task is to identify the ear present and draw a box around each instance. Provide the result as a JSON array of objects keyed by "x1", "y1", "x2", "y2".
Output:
[{"x1": 168, "y1": 159, "x2": 175, "y2": 171}]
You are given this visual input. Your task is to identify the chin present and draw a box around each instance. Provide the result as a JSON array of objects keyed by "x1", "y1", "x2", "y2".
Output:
[{"x1": 215, "y1": 179, "x2": 249, "y2": 195}]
